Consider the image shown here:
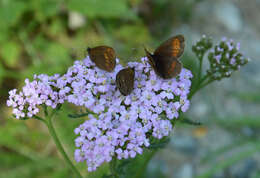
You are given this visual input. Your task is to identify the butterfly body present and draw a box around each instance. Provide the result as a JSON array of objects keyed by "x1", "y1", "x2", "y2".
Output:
[
  {"x1": 145, "y1": 35, "x2": 185, "y2": 79},
  {"x1": 116, "y1": 67, "x2": 135, "y2": 96},
  {"x1": 87, "y1": 46, "x2": 116, "y2": 72}
]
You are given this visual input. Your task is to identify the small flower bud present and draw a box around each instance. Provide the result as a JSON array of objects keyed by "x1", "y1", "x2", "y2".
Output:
[{"x1": 207, "y1": 38, "x2": 249, "y2": 80}]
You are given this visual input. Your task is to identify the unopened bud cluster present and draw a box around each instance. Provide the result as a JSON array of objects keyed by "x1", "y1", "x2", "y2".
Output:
[
  {"x1": 192, "y1": 34, "x2": 213, "y2": 60},
  {"x1": 207, "y1": 37, "x2": 249, "y2": 80}
]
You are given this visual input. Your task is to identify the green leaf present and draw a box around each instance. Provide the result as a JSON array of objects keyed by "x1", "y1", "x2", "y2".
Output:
[
  {"x1": 67, "y1": 0, "x2": 136, "y2": 19},
  {"x1": 68, "y1": 108, "x2": 97, "y2": 119},
  {"x1": 232, "y1": 92, "x2": 260, "y2": 103},
  {"x1": 45, "y1": 43, "x2": 70, "y2": 65},
  {"x1": 179, "y1": 117, "x2": 202, "y2": 126},
  {"x1": 0, "y1": 63, "x2": 5, "y2": 85},
  {"x1": 200, "y1": 139, "x2": 251, "y2": 163},
  {"x1": 0, "y1": 28, "x2": 9, "y2": 43},
  {"x1": 198, "y1": 141, "x2": 260, "y2": 178},
  {"x1": 215, "y1": 116, "x2": 260, "y2": 128},
  {"x1": 0, "y1": 158, "x2": 60, "y2": 178},
  {"x1": 114, "y1": 150, "x2": 156, "y2": 178},
  {"x1": 25, "y1": 41, "x2": 71, "y2": 76},
  {"x1": 148, "y1": 137, "x2": 170, "y2": 150},
  {"x1": 0, "y1": 151, "x2": 31, "y2": 168},
  {"x1": 30, "y1": 0, "x2": 61, "y2": 21},
  {"x1": 115, "y1": 24, "x2": 150, "y2": 44},
  {"x1": 0, "y1": 41, "x2": 21, "y2": 67},
  {"x1": 0, "y1": 0, "x2": 27, "y2": 29},
  {"x1": 68, "y1": 113, "x2": 89, "y2": 119}
]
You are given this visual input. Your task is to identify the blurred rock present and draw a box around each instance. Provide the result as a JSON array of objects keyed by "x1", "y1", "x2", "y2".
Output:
[
  {"x1": 214, "y1": 2, "x2": 243, "y2": 32},
  {"x1": 169, "y1": 134, "x2": 198, "y2": 154},
  {"x1": 231, "y1": 159, "x2": 258, "y2": 178},
  {"x1": 147, "y1": 159, "x2": 168, "y2": 178},
  {"x1": 241, "y1": 127, "x2": 254, "y2": 137},
  {"x1": 176, "y1": 163, "x2": 193, "y2": 178}
]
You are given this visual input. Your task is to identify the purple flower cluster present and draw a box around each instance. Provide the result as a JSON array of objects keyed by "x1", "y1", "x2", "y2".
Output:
[
  {"x1": 6, "y1": 56, "x2": 192, "y2": 171},
  {"x1": 73, "y1": 57, "x2": 192, "y2": 171},
  {"x1": 7, "y1": 75, "x2": 61, "y2": 119},
  {"x1": 207, "y1": 37, "x2": 249, "y2": 80}
]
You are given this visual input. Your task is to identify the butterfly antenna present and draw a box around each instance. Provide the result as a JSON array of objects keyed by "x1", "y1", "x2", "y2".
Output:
[{"x1": 142, "y1": 44, "x2": 149, "y2": 53}]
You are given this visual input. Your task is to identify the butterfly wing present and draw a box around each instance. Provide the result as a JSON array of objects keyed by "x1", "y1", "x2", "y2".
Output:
[
  {"x1": 165, "y1": 58, "x2": 182, "y2": 78},
  {"x1": 87, "y1": 46, "x2": 116, "y2": 72},
  {"x1": 116, "y1": 67, "x2": 135, "y2": 96},
  {"x1": 154, "y1": 35, "x2": 185, "y2": 59},
  {"x1": 154, "y1": 55, "x2": 182, "y2": 79}
]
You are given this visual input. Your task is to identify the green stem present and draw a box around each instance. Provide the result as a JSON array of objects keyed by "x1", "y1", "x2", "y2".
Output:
[
  {"x1": 135, "y1": 150, "x2": 157, "y2": 178},
  {"x1": 199, "y1": 78, "x2": 215, "y2": 89},
  {"x1": 188, "y1": 55, "x2": 207, "y2": 100},
  {"x1": 198, "y1": 57, "x2": 203, "y2": 83},
  {"x1": 200, "y1": 75, "x2": 208, "y2": 84},
  {"x1": 188, "y1": 77, "x2": 214, "y2": 99},
  {"x1": 135, "y1": 120, "x2": 177, "y2": 178},
  {"x1": 33, "y1": 115, "x2": 46, "y2": 124},
  {"x1": 44, "y1": 113, "x2": 83, "y2": 178},
  {"x1": 110, "y1": 157, "x2": 119, "y2": 178}
]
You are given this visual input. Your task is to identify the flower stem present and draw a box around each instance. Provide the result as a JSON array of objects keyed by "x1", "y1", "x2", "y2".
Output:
[
  {"x1": 200, "y1": 78, "x2": 214, "y2": 89},
  {"x1": 198, "y1": 57, "x2": 203, "y2": 83},
  {"x1": 135, "y1": 150, "x2": 157, "y2": 178},
  {"x1": 188, "y1": 77, "x2": 214, "y2": 99},
  {"x1": 44, "y1": 113, "x2": 83, "y2": 178},
  {"x1": 110, "y1": 157, "x2": 119, "y2": 178}
]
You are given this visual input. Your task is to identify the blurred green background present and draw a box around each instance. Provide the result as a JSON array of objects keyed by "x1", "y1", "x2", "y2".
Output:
[{"x1": 0, "y1": 0, "x2": 259, "y2": 177}]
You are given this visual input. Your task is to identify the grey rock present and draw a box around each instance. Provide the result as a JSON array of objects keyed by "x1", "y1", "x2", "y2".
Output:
[
  {"x1": 214, "y1": 2, "x2": 243, "y2": 32},
  {"x1": 177, "y1": 163, "x2": 193, "y2": 178},
  {"x1": 231, "y1": 159, "x2": 258, "y2": 178},
  {"x1": 170, "y1": 135, "x2": 198, "y2": 154}
]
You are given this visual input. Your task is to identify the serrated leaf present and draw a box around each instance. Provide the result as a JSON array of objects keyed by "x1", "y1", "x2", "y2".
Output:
[{"x1": 0, "y1": 41, "x2": 21, "y2": 67}]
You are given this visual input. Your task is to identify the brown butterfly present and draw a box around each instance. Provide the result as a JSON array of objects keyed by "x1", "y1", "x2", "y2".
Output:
[
  {"x1": 87, "y1": 46, "x2": 116, "y2": 72},
  {"x1": 144, "y1": 35, "x2": 185, "y2": 79},
  {"x1": 116, "y1": 67, "x2": 135, "y2": 96}
]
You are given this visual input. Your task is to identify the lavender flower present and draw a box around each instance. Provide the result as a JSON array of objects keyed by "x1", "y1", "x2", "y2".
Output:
[
  {"x1": 6, "y1": 56, "x2": 193, "y2": 171},
  {"x1": 72, "y1": 57, "x2": 192, "y2": 171}
]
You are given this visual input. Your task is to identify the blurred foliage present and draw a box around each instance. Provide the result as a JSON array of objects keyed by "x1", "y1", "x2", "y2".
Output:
[{"x1": 1, "y1": 0, "x2": 259, "y2": 178}]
